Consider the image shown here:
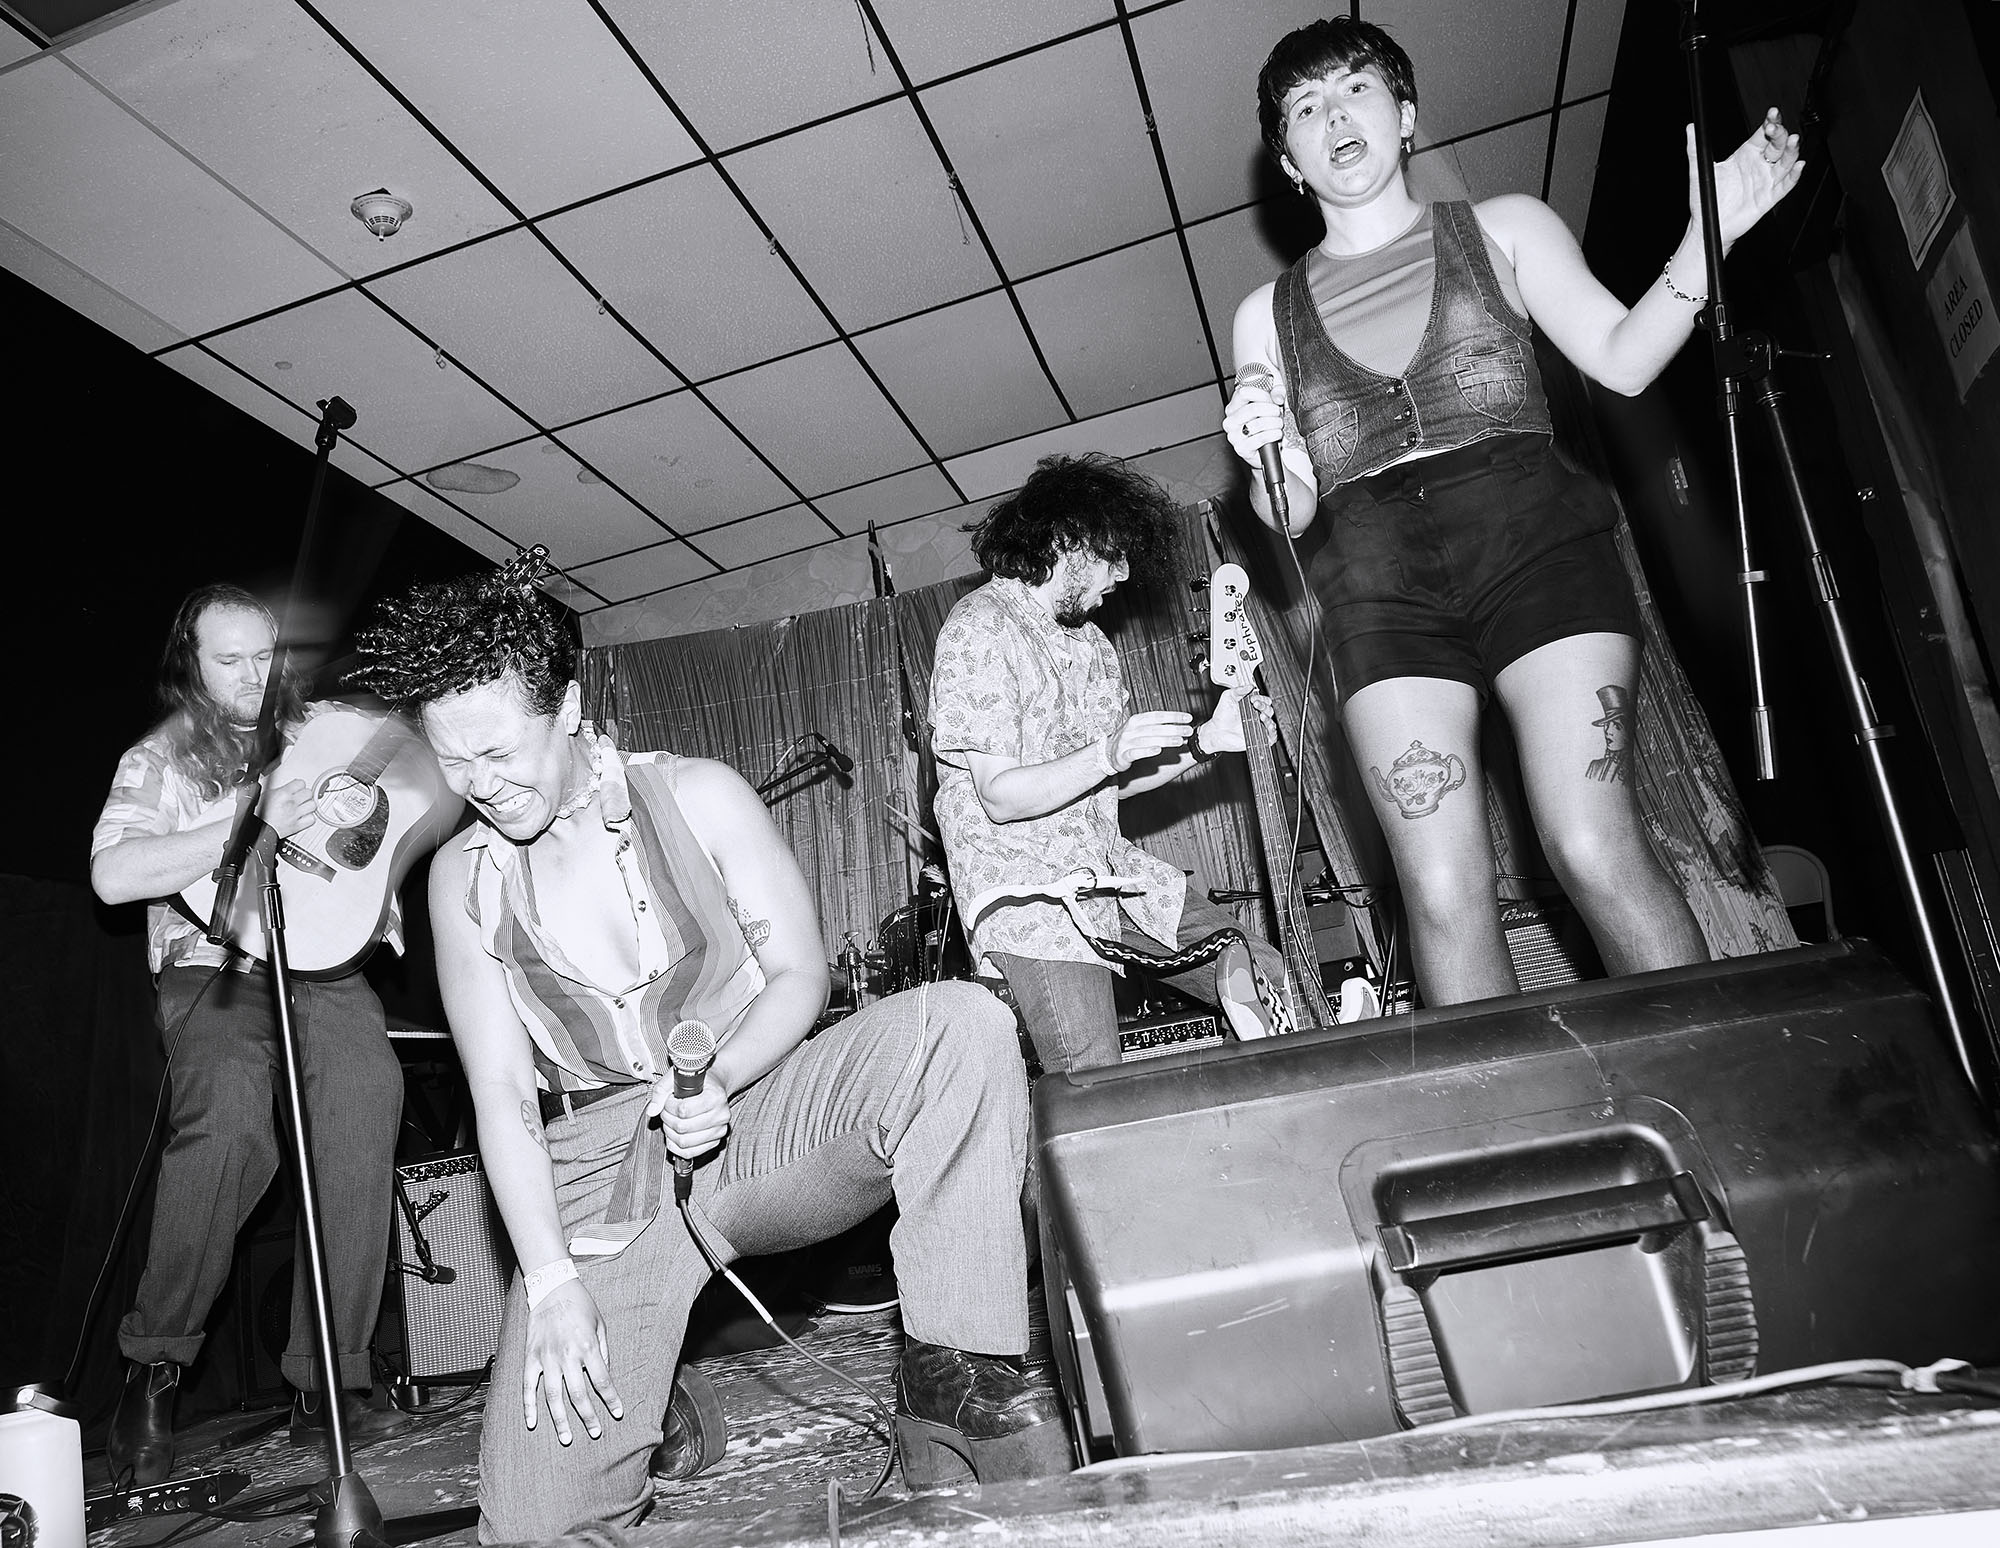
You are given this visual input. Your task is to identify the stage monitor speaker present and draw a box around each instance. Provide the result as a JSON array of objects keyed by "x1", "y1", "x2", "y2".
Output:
[
  {"x1": 1034, "y1": 940, "x2": 2000, "y2": 1457},
  {"x1": 380, "y1": 1151, "x2": 513, "y2": 1383}
]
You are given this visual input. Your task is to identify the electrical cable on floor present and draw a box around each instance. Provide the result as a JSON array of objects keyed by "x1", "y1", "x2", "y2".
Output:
[
  {"x1": 676, "y1": 1196, "x2": 898, "y2": 1504},
  {"x1": 1070, "y1": 1357, "x2": 1993, "y2": 1473}
]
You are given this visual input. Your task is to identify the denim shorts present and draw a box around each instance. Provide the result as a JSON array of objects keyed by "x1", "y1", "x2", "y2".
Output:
[{"x1": 1309, "y1": 433, "x2": 1641, "y2": 696}]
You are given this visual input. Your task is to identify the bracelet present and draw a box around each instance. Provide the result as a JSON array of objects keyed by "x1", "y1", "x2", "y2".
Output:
[
  {"x1": 1660, "y1": 255, "x2": 1707, "y2": 305},
  {"x1": 1190, "y1": 726, "x2": 1216, "y2": 761},
  {"x1": 1096, "y1": 735, "x2": 1120, "y2": 777},
  {"x1": 523, "y1": 1257, "x2": 578, "y2": 1308}
]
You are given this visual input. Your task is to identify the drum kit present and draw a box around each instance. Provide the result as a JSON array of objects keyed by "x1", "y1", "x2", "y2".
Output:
[{"x1": 822, "y1": 872, "x2": 971, "y2": 1021}]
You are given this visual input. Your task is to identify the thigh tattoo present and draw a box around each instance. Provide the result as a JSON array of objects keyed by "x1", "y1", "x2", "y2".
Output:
[{"x1": 1370, "y1": 739, "x2": 1471, "y2": 820}]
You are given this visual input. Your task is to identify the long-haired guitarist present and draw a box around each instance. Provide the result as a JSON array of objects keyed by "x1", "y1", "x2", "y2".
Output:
[
  {"x1": 88, "y1": 584, "x2": 407, "y2": 1487},
  {"x1": 929, "y1": 453, "x2": 1291, "y2": 1074}
]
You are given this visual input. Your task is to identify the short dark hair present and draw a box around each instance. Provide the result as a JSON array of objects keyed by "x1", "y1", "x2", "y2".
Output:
[
  {"x1": 156, "y1": 584, "x2": 303, "y2": 799},
  {"x1": 965, "y1": 453, "x2": 1177, "y2": 588},
  {"x1": 349, "y1": 548, "x2": 575, "y2": 717},
  {"x1": 1257, "y1": 17, "x2": 1418, "y2": 165}
]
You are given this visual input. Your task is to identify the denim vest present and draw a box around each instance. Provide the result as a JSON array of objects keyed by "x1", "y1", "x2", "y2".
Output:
[{"x1": 1273, "y1": 201, "x2": 1553, "y2": 489}]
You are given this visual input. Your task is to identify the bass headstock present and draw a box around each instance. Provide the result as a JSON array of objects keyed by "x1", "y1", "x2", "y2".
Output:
[{"x1": 1206, "y1": 563, "x2": 1264, "y2": 694}]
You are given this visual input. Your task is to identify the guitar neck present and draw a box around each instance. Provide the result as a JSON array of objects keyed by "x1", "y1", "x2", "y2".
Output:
[{"x1": 1240, "y1": 713, "x2": 1338, "y2": 1029}]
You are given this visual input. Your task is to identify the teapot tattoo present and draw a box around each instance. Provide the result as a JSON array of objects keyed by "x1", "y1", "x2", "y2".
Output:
[{"x1": 1370, "y1": 740, "x2": 1468, "y2": 820}]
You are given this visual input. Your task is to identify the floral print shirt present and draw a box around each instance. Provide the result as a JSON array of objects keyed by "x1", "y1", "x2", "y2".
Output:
[{"x1": 929, "y1": 577, "x2": 1184, "y2": 967}]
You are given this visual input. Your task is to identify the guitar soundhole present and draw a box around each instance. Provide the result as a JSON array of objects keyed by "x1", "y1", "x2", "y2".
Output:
[{"x1": 325, "y1": 787, "x2": 388, "y2": 870}]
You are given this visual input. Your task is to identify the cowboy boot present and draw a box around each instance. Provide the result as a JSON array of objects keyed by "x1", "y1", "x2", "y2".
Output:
[{"x1": 894, "y1": 1340, "x2": 1071, "y2": 1487}]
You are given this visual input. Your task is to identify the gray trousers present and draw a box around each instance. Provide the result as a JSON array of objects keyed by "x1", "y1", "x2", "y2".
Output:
[
  {"x1": 119, "y1": 964, "x2": 403, "y2": 1390},
  {"x1": 994, "y1": 885, "x2": 1292, "y2": 1074},
  {"x1": 477, "y1": 979, "x2": 1029, "y2": 1540}
]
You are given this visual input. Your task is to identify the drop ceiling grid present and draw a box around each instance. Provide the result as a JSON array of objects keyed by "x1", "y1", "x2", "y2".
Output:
[{"x1": 0, "y1": 0, "x2": 1627, "y2": 617}]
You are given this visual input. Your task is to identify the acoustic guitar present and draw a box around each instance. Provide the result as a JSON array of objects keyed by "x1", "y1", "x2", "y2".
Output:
[
  {"x1": 1206, "y1": 563, "x2": 1338, "y2": 1029},
  {"x1": 177, "y1": 708, "x2": 461, "y2": 979}
]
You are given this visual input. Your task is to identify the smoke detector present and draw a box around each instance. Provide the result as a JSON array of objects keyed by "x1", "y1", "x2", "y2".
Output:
[{"x1": 350, "y1": 189, "x2": 413, "y2": 240}]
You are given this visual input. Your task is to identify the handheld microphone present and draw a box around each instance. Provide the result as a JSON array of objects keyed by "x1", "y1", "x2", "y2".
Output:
[
  {"x1": 812, "y1": 733, "x2": 855, "y2": 776},
  {"x1": 1234, "y1": 366, "x2": 1290, "y2": 527},
  {"x1": 665, "y1": 1019, "x2": 718, "y2": 1203}
]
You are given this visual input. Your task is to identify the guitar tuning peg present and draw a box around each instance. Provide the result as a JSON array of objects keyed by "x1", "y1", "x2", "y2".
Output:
[
  {"x1": 1187, "y1": 628, "x2": 1210, "y2": 644},
  {"x1": 1188, "y1": 576, "x2": 1210, "y2": 594},
  {"x1": 1187, "y1": 651, "x2": 1209, "y2": 676}
]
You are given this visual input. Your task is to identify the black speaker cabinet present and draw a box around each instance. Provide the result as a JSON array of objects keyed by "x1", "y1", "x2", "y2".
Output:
[
  {"x1": 1034, "y1": 941, "x2": 2000, "y2": 1456},
  {"x1": 379, "y1": 1151, "x2": 513, "y2": 1382}
]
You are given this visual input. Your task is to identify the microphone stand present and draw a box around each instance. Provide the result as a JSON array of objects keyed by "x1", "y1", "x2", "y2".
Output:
[
  {"x1": 1678, "y1": 2, "x2": 1980, "y2": 1093},
  {"x1": 216, "y1": 398, "x2": 472, "y2": 1548}
]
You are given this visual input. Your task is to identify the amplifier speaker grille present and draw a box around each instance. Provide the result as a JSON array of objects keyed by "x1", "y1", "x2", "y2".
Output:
[{"x1": 386, "y1": 1151, "x2": 513, "y2": 1381}]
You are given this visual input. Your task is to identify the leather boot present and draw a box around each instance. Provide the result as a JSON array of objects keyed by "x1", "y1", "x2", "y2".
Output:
[
  {"x1": 647, "y1": 1366, "x2": 728, "y2": 1483},
  {"x1": 289, "y1": 1387, "x2": 410, "y2": 1448},
  {"x1": 108, "y1": 1359, "x2": 180, "y2": 1487},
  {"x1": 894, "y1": 1340, "x2": 1071, "y2": 1488}
]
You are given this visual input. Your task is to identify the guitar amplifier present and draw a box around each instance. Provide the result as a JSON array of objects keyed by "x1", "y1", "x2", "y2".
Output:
[
  {"x1": 1500, "y1": 895, "x2": 1603, "y2": 988},
  {"x1": 380, "y1": 1151, "x2": 513, "y2": 1382},
  {"x1": 1118, "y1": 1012, "x2": 1222, "y2": 1062},
  {"x1": 1036, "y1": 941, "x2": 2000, "y2": 1456}
]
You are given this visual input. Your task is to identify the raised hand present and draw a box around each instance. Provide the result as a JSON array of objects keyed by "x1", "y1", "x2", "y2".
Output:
[
  {"x1": 1693, "y1": 107, "x2": 1805, "y2": 250},
  {"x1": 1105, "y1": 710, "x2": 1195, "y2": 771}
]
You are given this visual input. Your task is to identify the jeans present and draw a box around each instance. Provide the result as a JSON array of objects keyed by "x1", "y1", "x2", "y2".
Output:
[
  {"x1": 119, "y1": 964, "x2": 402, "y2": 1390},
  {"x1": 991, "y1": 886, "x2": 1290, "y2": 1074},
  {"x1": 476, "y1": 979, "x2": 1028, "y2": 1540}
]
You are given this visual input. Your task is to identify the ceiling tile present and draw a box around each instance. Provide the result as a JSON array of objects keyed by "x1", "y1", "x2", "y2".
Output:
[
  {"x1": 600, "y1": 0, "x2": 891, "y2": 151},
  {"x1": 2, "y1": 26, "x2": 40, "y2": 66},
  {"x1": 572, "y1": 538, "x2": 716, "y2": 604},
  {"x1": 724, "y1": 98, "x2": 1000, "y2": 331},
  {"x1": 1369, "y1": 0, "x2": 1571, "y2": 145},
  {"x1": 1564, "y1": 0, "x2": 1627, "y2": 100},
  {"x1": 1547, "y1": 95, "x2": 1610, "y2": 236},
  {"x1": 556, "y1": 391, "x2": 796, "y2": 533},
  {"x1": 693, "y1": 504, "x2": 836, "y2": 572},
  {"x1": 1183, "y1": 206, "x2": 1296, "y2": 360},
  {"x1": 869, "y1": 0, "x2": 1116, "y2": 85},
  {"x1": 377, "y1": 478, "x2": 518, "y2": 566},
  {"x1": 315, "y1": 0, "x2": 701, "y2": 217},
  {"x1": 162, "y1": 344, "x2": 401, "y2": 486},
  {"x1": 0, "y1": 218, "x2": 183, "y2": 351},
  {"x1": 945, "y1": 384, "x2": 1221, "y2": 502},
  {"x1": 1015, "y1": 236, "x2": 1214, "y2": 418},
  {"x1": 923, "y1": 28, "x2": 1169, "y2": 278},
  {"x1": 365, "y1": 227, "x2": 678, "y2": 426},
  {"x1": 539, "y1": 166, "x2": 834, "y2": 382},
  {"x1": 67, "y1": 0, "x2": 515, "y2": 277},
  {"x1": 415, "y1": 436, "x2": 669, "y2": 565},
  {"x1": 0, "y1": 56, "x2": 343, "y2": 334},
  {"x1": 702, "y1": 343, "x2": 930, "y2": 497},
  {"x1": 202, "y1": 288, "x2": 535, "y2": 471},
  {"x1": 814, "y1": 465, "x2": 960, "y2": 535},
  {"x1": 853, "y1": 290, "x2": 1066, "y2": 458},
  {"x1": 1438, "y1": 116, "x2": 1552, "y2": 204},
  {"x1": 1131, "y1": 0, "x2": 1330, "y2": 224}
]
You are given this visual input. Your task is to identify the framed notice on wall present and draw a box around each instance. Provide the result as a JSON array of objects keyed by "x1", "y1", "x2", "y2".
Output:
[
  {"x1": 1880, "y1": 91, "x2": 1954, "y2": 268},
  {"x1": 1923, "y1": 223, "x2": 1997, "y2": 400}
]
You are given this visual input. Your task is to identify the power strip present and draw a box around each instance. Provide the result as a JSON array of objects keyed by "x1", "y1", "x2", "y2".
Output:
[{"x1": 85, "y1": 1468, "x2": 250, "y2": 1531}]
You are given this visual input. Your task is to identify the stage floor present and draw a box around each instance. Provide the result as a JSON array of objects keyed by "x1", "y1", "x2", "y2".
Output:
[{"x1": 85, "y1": 1302, "x2": 2000, "y2": 1548}]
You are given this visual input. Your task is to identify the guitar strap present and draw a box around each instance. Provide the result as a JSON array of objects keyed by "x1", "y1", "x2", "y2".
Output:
[{"x1": 966, "y1": 872, "x2": 1295, "y2": 1037}]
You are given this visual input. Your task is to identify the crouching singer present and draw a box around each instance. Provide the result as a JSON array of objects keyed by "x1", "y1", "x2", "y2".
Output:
[{"x1": 350, "y1": 552, "x2": 1065, "y2": 1539}]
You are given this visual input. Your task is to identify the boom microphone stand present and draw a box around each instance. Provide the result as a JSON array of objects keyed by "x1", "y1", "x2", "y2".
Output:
[{"x1": 1677, "y1": 2, "x2": 1980, "y2": 1091}]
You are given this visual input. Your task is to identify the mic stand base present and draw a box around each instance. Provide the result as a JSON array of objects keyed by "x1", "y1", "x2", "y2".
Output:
[{"x1": 313, "y1": 1470, "x2": 385, "y2": 1548}]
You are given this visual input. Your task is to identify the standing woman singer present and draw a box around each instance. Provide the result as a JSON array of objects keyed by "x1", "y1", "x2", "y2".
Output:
[{"x1": 1223, "y1": 17, "x2": 1803, "y2": 1006}]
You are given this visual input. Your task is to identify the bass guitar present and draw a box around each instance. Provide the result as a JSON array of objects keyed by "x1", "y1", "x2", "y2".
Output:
[
  {"x1": 1206, "y1": 563, "x2": 1338, "y2": 1029},
  {"x1": 178, "y1": 708, "x2": 461, "y2": 979}
]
